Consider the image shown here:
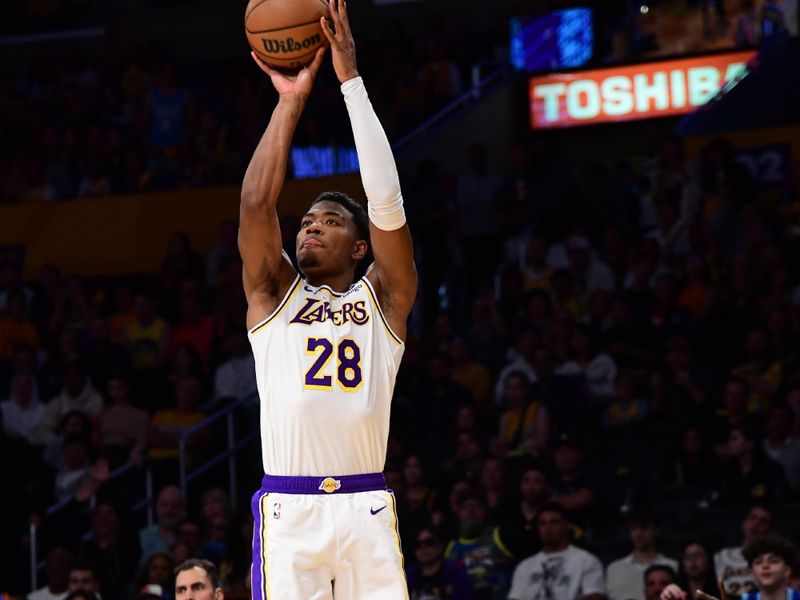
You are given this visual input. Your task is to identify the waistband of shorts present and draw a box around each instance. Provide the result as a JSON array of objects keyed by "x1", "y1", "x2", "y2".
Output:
[{"x1": 261, "y1": 473, "x2": 387, "y2": 494}]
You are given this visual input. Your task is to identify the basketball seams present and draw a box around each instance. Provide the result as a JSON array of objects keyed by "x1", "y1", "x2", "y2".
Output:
[
  {"x1": 245, "y1": 17, "x2": 324, "y2": 34},
  {"x1": 245, "y1": 0, "x2": 273, "y2": 22},
  {"x1": 251, "y1": 46, "x2": 321, "y2": 64}
]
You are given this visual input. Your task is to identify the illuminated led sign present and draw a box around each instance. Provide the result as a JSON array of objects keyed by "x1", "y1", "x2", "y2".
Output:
[{"x1": 529, "y1": 50, "x2": 756, "y2": 129}]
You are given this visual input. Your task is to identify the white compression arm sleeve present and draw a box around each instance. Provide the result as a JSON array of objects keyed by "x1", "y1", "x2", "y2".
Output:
[{"x1": 341, "y1": 76, "x2": 406, "y2": 231}]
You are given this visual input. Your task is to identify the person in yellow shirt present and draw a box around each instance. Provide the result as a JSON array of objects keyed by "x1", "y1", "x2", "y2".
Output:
[
  {"x1": 449, "y1": 336, "x2": 492, "y2": 407},
  {"x1": 496, "y1": 371, "x2": 550, "y2": 457}
]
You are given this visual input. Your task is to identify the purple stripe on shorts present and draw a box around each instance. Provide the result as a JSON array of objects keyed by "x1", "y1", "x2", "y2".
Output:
[
  {"x1": 250, "y1": 489, "x2": 267, "y2": 600},
  {"x1": 261, "y1": 472, "x2": 386, "y2": 494}
]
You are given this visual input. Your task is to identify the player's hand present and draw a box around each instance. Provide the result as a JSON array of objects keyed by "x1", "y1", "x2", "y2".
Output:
[
  {"x1": 660, "y1": 584, "x2": 688, "y2": 600},
  {"x1": 320, "y1": 0, "x2": 359, "y2": 83},
  {"x1": 250, "y1": 47, "x2": 326, "y2": 100}
]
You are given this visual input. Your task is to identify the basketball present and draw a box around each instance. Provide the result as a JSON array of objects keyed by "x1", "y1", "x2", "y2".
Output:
[{"x1": 245, "y1": 0, "x2": 330, "y2": 71}]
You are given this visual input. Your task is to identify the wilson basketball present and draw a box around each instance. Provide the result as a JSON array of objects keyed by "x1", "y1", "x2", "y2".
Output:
[{"x1": 245, "y1": 0, "x2": 330, "y2": 70}]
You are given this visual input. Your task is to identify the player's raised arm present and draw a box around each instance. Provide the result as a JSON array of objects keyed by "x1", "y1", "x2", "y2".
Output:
[
  {"x1": 239, "y1": 48, "x2": 325, "y2": 329},
  {"x1": 321, "y1": 0, "x2": 417, "y2": 340}
]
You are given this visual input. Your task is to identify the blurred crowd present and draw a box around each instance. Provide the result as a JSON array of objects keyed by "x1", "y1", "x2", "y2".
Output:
[
  {"x1": 1, "y1": 118, "x2": 800, "y2": 599},
  {"x1": 0, "y1": 11, "x2": 496, "y2": 205}
]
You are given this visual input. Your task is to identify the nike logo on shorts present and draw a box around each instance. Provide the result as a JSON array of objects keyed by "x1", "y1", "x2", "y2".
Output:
[{"x1": 370, "y1": 505, "x2": 387, "y2": 515}]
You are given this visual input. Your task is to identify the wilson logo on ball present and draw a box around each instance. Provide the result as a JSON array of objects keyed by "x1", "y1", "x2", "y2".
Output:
[{"x1": 261, "y1": 33, "x2": 322, "y2": 54}]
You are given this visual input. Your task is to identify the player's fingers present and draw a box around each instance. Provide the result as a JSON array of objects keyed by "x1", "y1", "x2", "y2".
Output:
[
  {"x1": 328, "y1": 0, "x2": 340, "y2": 24},
  {"x1": 250, "y1": 51, "x2": 272, "y2": 74},
  {"x1": 307, "y1": 46, "x2": 326, "y2": 75},
  {"x1": 339, "y1": 0, "x2": 351, "y2": 26},
  {"x1": 320, "y1": 16, "x2": 336, "y2": 44},
  {"x1": 717, "y1": 578, "x2": 728, "y2": 600}
]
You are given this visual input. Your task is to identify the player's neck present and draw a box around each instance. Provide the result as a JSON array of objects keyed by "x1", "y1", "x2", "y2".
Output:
[{"x1": 305, "y1": 272, "x2": 355, "y2": 293}]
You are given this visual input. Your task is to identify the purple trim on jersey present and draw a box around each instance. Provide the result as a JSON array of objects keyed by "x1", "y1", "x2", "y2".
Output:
[
  {"x1": 260, "y1": 472, "x2": 386, "y2": 494},
  {"x1": 250, "y1": 489, "x2": 267, "y2": 600}
]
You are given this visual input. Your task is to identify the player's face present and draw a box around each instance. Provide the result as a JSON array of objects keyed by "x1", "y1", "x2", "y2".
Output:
[
  {"x1": 751, "y1": 553, "x2": 789, "y2": 590},
  {"x1": 175, "y1": 567, "x2": 222, "y2": 600},
  {"x1": 296, "y1": 201, "x2": 365, "y2": 277}
]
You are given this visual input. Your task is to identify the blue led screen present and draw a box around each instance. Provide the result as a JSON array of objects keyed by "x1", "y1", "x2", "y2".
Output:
[{"x1": 510, "y1": 8, "x2": 593, "y2": 73}]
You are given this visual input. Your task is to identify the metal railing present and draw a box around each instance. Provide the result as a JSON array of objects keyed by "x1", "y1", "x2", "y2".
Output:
[
  {"x1": 29, "y1": 392, "x2": 261, "y2": 592},
  {"x1": 392, "y1": 62, "x2": 510, "y2": 152},
  {"x1": 30, "y1": 460, "x2": 151, "y2": 590},
  {"x1": 176, "y1": 392, "x2": 259, "y2": 508}
]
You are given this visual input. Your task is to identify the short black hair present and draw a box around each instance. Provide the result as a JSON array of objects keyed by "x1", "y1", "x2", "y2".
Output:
[
  {"x1": 174, "y1": 558, "x2": 220, "y2": 589},
  {"x1": 644, "y1": 564, "x2": 676, "y2": 582},
  {"x1": 311, "y1": 191, "x2": 370, "y2": 244},
  {"x1": 536, "y1": 502, "x2": 568, "y2": 521},
  {"x1": 743, "y1": 534, "x2": 798, "y2": 567},
  {"x1": 628, "y1": 509, "x2": 659, "y2": 528}
]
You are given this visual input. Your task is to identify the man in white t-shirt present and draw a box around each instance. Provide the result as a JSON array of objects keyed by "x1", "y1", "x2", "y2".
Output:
[
  {"x1": 714, "y1": 504, "x2": 773, "y2": 596},
  {"x1": 606, "y1": 511, "x2": 678, "y2": 600},
  {"x1": 27, "y1": 547, "x2": 72, "y2": 600},
  {"x1": 508, "y1": 502, "x2": 606, "y2": 600}
]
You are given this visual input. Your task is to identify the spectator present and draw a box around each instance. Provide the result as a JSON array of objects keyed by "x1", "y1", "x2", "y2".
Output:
[
  {"x1": 218, "y1": 511, "x2": 253, "y2": 599},
  {"x1": 664, "y1": 535, "x2": 800, "y2": 600},
  {"x1": 762, "y1": 405, "x2": 800, "y2": 493},
  {"x1": 495, "y1": 371, "x2": 550, "y2": 457},
  {"x1": 212, "y1": 332, "x2": 256, "y2": 402},
  {"x1": 205, "y1": 221, "x2": 239, "y2": 287},
  {"x1": 444, "y1": 492, "x2": 514, "y2": 600},
  {"x1": 0, "y1": 291, "x2": 40, "y2": 360},
  {"x1": 123, "y1": 295, "x2": 170, "y2": 372},
  {"x1": 174, "y1": 558, "x2": 223, "y2": 600},
  {"x1": 549, "y1": 434, "x2": 598, "y2": 533},
  {"x1": 508, "y1": 502, "x2": 606, "y2": 600},
  {"x1": 81, "y1": 316, "x2": 130, "y2": 393},
  {"x1": 675, "y1": 541, "x2": 719, "y2": 599},
  {"x1": 53, "y1": 436, "x2": 97, "y2": 501},
  {"x1": 148, "y1": 375, "x2": 208, "y2": 486},
  {"x1": 407, "y1": 525, "x2": 475, "y2": 600},
  {"x1": 606, "y1": 511, "x2": 678, "y2": 600},
  {"x1": 604, "y1": 371, "x2": 648, "y2": 428},
  {"x1": 1, "y1": 373, "x2": 44, "y2": 443},
  {"x1": 731, "y1": 328, "x2": 782, "y2": 411},
  {"x1": 565, "y1": 236, "x2": 615, "y2": 303},
  {"x1": 78, "y1": 501, "x2": 141, "y2": 600},
  {"x1": 138, "y1": 485, "x2": 185, "y2": 566},
  {"x1": 167, "y1": 292, "x2": 215, "y2": 366},
  {"x1": 555, "y1": 326, "x2": 618, "y2": 401},
  {"x1": 27, "y1": 548, "x2": 73, "y2": 600},
  {"x1": 97, "y1": 375, "x2": 148, "y2": 468},
  {"x1": 172, "y1": 518, "x2": 205, "y2": 562},
  {"x1": 66, "y1": 563, "x2": 101, "y2": 595},
  {"x1": 480, "y1": 458, "x2": 509, "y2": 524},
  {"x1": 494, "y1": 327, "x2": 540, "y2": 403},
  {"x1": 714, "y1": 504, "x2": 774, "y2": 595},
  {"x1": 662, "y1": 427, "x2": 719, "y2": 504},
  {"x1": 715, "y1": 424, "x2": 789, "y2": 505},
  {"x1": 448, "y1": 336, "x2": 492, "y2": 406},
  {"x1": 500, "y1": 466, "x2": 548, "y2": 560},
  {"x1": 137, "y1": 553, "x2": 175, "y2": 600},
  {"x1": 650, "y1": 336, "x2": 707, "y2": 418},
  {"x1": 198, "y1": 487, "x2": 233, "y2": 563},
  {"x1": 38, "y1": 362, "x2": 103, "y2": 445},
  {"x1": 644, "y1": 565, "x2": 676, "y2": 600},
  {"x1": 403, "y1": 454, "x2": 440, "y2": 543}
]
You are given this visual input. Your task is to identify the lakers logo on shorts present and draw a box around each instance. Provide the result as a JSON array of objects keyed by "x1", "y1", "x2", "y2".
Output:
[{"x1": 319, "y1": 477, "x2": 341, "y2": 493}]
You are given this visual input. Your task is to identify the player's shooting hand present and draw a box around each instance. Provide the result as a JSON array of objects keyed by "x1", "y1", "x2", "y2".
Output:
[
  {"x1": 320, "y1": 0, "x2": 359, "y2": 83},
  {"x1": 250, "y1": 47, "x2": 326, "y2": 101}
]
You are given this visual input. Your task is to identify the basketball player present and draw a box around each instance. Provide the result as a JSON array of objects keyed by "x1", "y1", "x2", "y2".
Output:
[{"x1": 240, "y1": 0, "x2": 416, "y2": 597}]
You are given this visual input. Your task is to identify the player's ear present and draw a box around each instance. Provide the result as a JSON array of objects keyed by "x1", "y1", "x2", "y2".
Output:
[
  {"x1": 352, "y1": 240, "x2": 367, "y2": 261},
  {"x1": 213, "y1": 588, "x2": 224, "y2": 600}
]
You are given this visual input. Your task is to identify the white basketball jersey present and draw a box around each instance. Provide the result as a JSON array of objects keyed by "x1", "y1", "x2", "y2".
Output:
[{"x1": 248, "y1": 274, "x2": 405, "y2": 476}]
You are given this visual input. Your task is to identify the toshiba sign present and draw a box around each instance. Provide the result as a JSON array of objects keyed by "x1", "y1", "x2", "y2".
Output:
[{"x1": 529, "y1": 51, "x2": 756, "y2": 129}]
